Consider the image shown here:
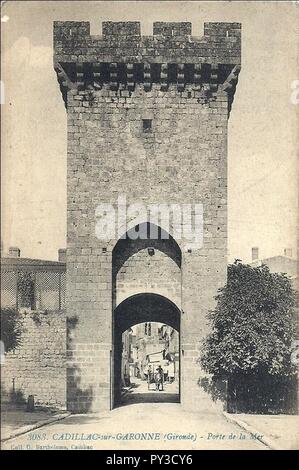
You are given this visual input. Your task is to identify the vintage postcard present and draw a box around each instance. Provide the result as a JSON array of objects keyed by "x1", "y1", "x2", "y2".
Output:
[{"x1": 1, "y1": 0, "x2": 298, "y2": 453}]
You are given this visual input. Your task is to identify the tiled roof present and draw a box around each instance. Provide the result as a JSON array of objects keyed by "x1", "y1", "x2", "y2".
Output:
[{"x1": 1, "y1": 256, "x2": 66, "y2": 272}]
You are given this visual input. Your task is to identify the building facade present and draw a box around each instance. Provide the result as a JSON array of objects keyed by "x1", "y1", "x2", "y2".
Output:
[
  {"x1": 1, "y1": 248, "x2": 66, "y2": 408},
  {"x1": 132, "y1": 322, "x2": 178, "y2": 380},
  {"x1": 121, "y1": 327, "x2": 134, "y2": 386}
]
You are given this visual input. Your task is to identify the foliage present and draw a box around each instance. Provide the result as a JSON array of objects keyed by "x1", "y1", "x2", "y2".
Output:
[
  {"x1": 0, "y1": 307, "x2": 22, "y2": 352},
  {"x1": 17, "y1": 271, "x2": 35, "y2": 308},
  {"x1": 201, "y1": 261, "x2": 297, "y2": 379}
]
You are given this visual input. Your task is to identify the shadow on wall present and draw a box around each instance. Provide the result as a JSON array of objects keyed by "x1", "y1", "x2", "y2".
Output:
[
  {"x1": 1, "y1": 386, "x2": 27, "y2": 406},
  {"x1": 119, "y1": 392, "x2": 180, "y2": 408},
  {"x1": 0, "y1": 307, "x2": 22, "y2": 353},
  {"x1": 66, "y1": 315, "x2": 93, "y2": 413},
  {"x1": 0, "y1": 307, "x2": 24, "y2": 406}
]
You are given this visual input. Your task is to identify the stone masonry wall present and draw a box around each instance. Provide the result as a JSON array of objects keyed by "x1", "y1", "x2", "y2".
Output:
[
  {"x1": 1, "y1": 310, "x2": 66, "y2": 409},
  {"x1": 116, "y1": 248, "x2": 181, "y2": 307},
  {"x1": 65, "y1": 83, "x2": 228, "y2": 412}
]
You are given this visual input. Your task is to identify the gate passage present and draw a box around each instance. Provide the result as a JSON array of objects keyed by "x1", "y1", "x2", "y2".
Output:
[{"x1": 54, "y1": 20, "x2": 241, "y2": 413}]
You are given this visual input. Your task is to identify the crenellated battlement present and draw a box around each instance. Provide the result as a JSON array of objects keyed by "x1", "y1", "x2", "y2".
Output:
[
  {"x1": 54, "y1": 20, "x2": 241, "y2": 63},
  {"x1": 54, "y1": 21, "x2": 91, "y2": 38},
  {"x1": 102, "y1": 21, "x2": 141, "y2": 38},
  {"x1": 54, "y1": 21, "x2": 241, "y2": 111},
  {"x1": 54, "y1": 20, "x2": 241, "y2": 41}
]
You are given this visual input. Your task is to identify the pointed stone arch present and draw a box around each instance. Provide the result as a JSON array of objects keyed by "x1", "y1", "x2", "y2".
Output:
[{"x1": 112, "y1": 222, "x2": 182, "y2": 309}]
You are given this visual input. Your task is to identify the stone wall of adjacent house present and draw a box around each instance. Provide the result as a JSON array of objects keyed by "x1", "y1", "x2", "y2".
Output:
[{"x1": 1, "y1": 310, "x2": 66, "y2": 409}]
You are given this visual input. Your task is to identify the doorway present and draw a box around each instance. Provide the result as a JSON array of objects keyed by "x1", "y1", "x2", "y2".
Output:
[{"x1": 112, "y1": 293, "x2": 181, "y2": 408}]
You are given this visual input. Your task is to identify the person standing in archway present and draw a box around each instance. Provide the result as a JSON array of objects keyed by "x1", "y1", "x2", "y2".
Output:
[{"x1": 155, "y1": 366, "x2": 164, "y2": 391}]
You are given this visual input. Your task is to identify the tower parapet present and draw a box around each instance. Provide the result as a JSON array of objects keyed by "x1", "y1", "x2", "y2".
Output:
[{"x1": 54, "y1": 21, "x2": 241, "y2": 112}]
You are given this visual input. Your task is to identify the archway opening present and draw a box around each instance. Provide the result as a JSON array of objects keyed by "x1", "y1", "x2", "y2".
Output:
[
  {"x1": 112, "y1": 293, "x2": 181, "y2": 408},
  {"x1": 112, "y1": 222, "x2": 182, "y2": 308},
  {"x1": 112, "y1": 222, "x2": 182, "y2": 275}
]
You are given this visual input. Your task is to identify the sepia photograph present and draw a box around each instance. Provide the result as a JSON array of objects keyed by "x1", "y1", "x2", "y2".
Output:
[{"x1": 1, "y1": 0, "x2": 298, "y2": 453}]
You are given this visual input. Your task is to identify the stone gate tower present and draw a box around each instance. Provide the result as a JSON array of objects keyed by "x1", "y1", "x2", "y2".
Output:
[{"x1": 54, "y1": 21, "x2": 241, "y2": 413}]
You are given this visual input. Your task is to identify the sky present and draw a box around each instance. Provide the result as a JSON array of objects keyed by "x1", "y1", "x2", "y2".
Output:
[{"x1": 1, "y1": 1, "x2": 298, "y2": 263}]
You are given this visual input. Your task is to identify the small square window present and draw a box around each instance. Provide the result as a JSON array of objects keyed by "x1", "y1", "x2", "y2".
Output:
[{"x1": 142, "y1": 119, "x2": 152, "y2": 132}]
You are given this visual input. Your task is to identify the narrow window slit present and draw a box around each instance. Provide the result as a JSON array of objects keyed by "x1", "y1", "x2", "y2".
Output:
[{"x1": 142, "y1": 119, "x2": 152, "y2": 132}]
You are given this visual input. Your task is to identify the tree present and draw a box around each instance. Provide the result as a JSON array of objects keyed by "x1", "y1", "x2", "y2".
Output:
[
  {"x1": 0, "y1": 307, "x2": 22, "y2": 352},
  {"x1": 200, "y1": 261, "x2": 298, "y2": 413}
]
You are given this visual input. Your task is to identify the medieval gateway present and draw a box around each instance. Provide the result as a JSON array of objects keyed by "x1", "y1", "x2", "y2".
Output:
[
  {"x1": 54, "y1": 20, "x2": 241, "y2": 413},
  {"x1": 1, "y1": 20, "x2": 241, "y2": 414}
]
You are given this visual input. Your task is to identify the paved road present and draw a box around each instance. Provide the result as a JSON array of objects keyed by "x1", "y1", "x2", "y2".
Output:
[{"x1": 2, "y1": 402, "x2": 267, "y2": 450}]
